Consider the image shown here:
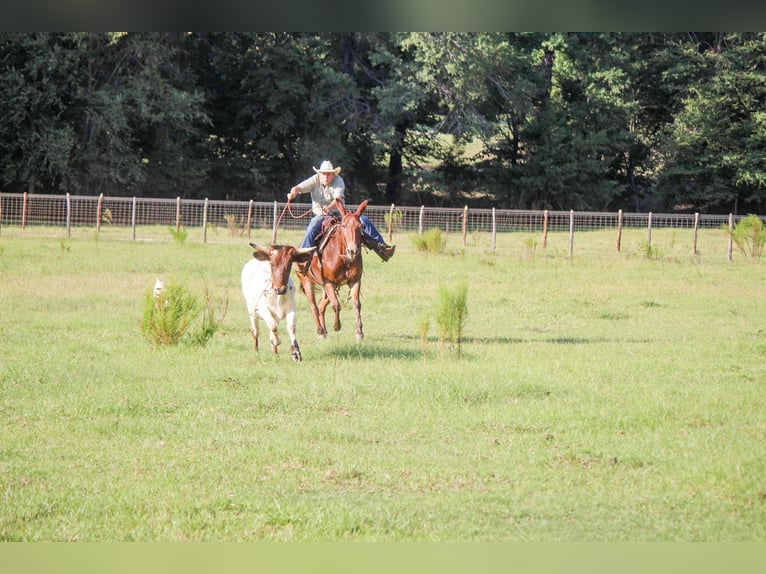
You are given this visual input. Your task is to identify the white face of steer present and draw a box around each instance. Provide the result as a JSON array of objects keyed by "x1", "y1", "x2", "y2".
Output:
[{"x1": 250, "y1": 243, "x2": 315, "y2": 295}]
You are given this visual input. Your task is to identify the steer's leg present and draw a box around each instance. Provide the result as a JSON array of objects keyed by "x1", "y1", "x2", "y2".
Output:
[
  {"x1": 285, "y1": 307, "x2": 302, "y2": 362},
  {"x1": 248, "y1": 311, "x2": 259, "y2": 351},
  {"x1": 266, "y1": 319, "x2": 280, "y2": 354}
]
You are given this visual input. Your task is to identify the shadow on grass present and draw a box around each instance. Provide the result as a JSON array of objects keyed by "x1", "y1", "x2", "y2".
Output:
[
  {"x1": 318, "y1": 334, "x2": 654, "y2": 361},
  {"x1": 323, "y1": 343, "x2": 423, "y2": 361}
]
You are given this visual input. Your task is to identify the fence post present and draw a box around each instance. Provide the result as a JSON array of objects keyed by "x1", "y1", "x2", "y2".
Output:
[
  {"x1": 727, "y1": 213, "x2": 733, "y2": 262},
  {"x1": 66, "y1": 193, "x2": 71, "y2": 238},
  {"x1": 271, "y1": 201, "x2": 278, "y2": 244},
  {"x1": 542, "y1": 209, "x2": 549, "y2": 248},
  {"x1": 176, "y1": 196, "x2": 181, "y2": 232},
  {"x1": 131, "y1": 196, "x2": 137, "y2": 240},
  {"x1": 418, "y1": 205, "x2": 424, "y2": 235},
  {"x1": 96, "y1": 193, "x2": 103, "y2": 232},
  {"x1": 616, "y1": 209, "x2": 623, "y2": 252},
  {"x1": 202, "y1": 198, "x2": 209, "y2": 244},
  {"x1": 388, "y1": 203, "x2": 395, "y2": 243},
  {"x1": 461, "y1": 205, "x2": 468, "y2": 247},
  {"x1": 693, "y1": 212, "x2": 699, "y2": 255},
  {"x1": 568, "y1": 209, "x2": 575, "y2": 258},
  {"x1": 0, "y1": 191, "x2": 3, "y2": 236},
  {"x1": 246, "y1": 199, "x2": 253, "y2": 239},
  {"x1": 22, "y1": 191, "x2": 27, "y2": 230},
  {"x1": 491, "y1": 207, "x2": 496, "y2": 253},
  {"x1": 647, "y1": 211, "x2": 653, "y2": 245}
]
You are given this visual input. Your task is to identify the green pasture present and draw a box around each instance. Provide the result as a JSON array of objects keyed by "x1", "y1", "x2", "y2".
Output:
[{"x1": 1, "y1": 226, "x2": 765, "y2": 541}]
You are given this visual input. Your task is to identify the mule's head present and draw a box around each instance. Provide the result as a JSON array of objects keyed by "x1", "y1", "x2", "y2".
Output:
[
  {"x1": 250, "y1": 242, "x2": 315, "y2": 294},
  {"x1": 338, "y1": 200, "x2": 368, "y2": 261}
]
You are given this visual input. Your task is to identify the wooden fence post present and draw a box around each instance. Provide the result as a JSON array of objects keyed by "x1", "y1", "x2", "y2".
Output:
[
  {"x1": 0, "y1": 191, "x2": 3, "y2": 236},
  {"x1": 461, "y1": 205, "x2": 468, "y2": 247},
  {"x1": 246, "y1": 199, "x2": 253, "y2": 239},
  {"x1": 568, "y1": 210, "x2": 575, "y2": 258},
  {"x1": 66, "y1": 193, "x2": 71, "y2": 238},
  {"x1": 388, "y1": 203, "x2": 395, "y2": 243},
  {"x1": 22, "y1": 191, "x2": 27, "y2": 230},
  {"x1": 271, "y1": 201, "x2": 279, "y2": 244},
  {"x1": 693, "y1": 212, "x2": 699, "y2": 255},
  {"x1": 96, "y1": 193, "x2": 103, "y2": 232},
  {"x1": 131, "y1": 196, "x2": 137, "y2": 240},
  {"x1": 647, "y1": 211, "x2": 653, "y2": 245},
  {"x1": 418, "y1": 205, "x2": 424, "y2": 235},
  {"x1": 616, "y1": 209, "x2": 623, "y2": 252},
  {"x1": 176, "y1": 196, "x2": 181, "y2": 232},
  {"x1": 202, "y1": 198, "x2": 209, "y2": 244},
  {"x1": 491, "y1": 207, "x2": 496, "y2": 253},
  {"x1": 542, "y1": 209, "x2": 549, "y2": 248},
  {"x1": 727, "y1": 213, "x2": 733, "y2": 262}
]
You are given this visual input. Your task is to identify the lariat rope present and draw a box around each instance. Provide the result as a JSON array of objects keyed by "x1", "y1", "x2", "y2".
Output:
[{"x1": 272, "y1": 198, "x2": 314, "y2": 244}]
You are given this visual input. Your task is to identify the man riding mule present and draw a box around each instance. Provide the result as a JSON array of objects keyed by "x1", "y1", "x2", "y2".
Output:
[{"x1": 287, "y1": 160, "x2": 396, "y2": 267}]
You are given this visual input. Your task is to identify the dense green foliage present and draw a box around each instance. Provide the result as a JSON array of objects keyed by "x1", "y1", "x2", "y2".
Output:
[{"x1": 2, "y1": 32, "x2": 766, "y2": 212}]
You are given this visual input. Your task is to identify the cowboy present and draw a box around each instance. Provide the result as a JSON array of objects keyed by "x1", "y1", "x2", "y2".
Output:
[{"x1": 287, "y1": 160, "x2": 396, "y2": 262}]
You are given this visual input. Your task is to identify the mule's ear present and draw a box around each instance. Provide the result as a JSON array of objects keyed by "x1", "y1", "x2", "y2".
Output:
[
  {"x1": 357, "y1": 199, "x2": 369, "y2": 215},
  {"x1": 336, "y1": 201, "x2": 347, "y2": 216}
]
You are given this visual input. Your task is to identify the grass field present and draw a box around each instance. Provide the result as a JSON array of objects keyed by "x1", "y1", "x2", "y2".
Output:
[{"x1": 1, "y1": 225, "x2": 765, "y2": 541}]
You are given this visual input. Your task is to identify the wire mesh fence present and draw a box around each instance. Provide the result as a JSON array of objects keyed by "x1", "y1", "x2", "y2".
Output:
[{"x1": 0, "y1": 192, "x2": 747, "y2": 259}]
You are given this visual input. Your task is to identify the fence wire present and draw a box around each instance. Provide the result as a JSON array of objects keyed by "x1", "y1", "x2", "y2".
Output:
[{"x1": 0, "y1": 192, "x2": 744, "y2": 243}]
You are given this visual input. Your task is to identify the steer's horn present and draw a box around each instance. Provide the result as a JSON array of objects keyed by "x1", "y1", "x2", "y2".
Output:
[{"x1": 296, "y1": 246, "x2": 317, "y2": 255}]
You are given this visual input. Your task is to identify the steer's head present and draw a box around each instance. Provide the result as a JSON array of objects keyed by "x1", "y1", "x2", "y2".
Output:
[{"x1": 249, "y1": 242, "x2": 315, "y2": 295}]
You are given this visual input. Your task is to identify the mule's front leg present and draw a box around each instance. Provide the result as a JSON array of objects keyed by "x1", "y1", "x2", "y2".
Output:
[
  {"x1": 350, "y1": 281, "x2": 363, "y2": 341},
  {"x1": 322, "y1": 284, "x2": 342, "y2": 332},
  {"x1": 299, "y1": 275, "x2": 327, "y2": 338}
]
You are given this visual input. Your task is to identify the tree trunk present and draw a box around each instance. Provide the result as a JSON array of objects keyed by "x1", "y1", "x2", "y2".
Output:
[{"x1": 385, "y1": 122, "x2": 406, "y2": 204}]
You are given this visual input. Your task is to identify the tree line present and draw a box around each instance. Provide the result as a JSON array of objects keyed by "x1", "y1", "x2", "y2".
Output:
[{"x1": 1, "y1": 32, "x2": 765, "y2": 213}]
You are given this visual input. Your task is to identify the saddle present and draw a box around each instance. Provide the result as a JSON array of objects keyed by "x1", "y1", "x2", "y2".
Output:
[{"x1": 317, "y1": 215, "x2": 340, "y2": 254}]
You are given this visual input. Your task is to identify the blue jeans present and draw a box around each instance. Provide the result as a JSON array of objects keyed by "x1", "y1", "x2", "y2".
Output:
[{"x1": 300, "y1": 214, "x2": 386, "y2": 249}]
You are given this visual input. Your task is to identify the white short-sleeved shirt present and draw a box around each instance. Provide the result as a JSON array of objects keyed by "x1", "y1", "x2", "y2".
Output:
[{"x1": 295, "y1": 174, "x2": 346, "y2": 216}]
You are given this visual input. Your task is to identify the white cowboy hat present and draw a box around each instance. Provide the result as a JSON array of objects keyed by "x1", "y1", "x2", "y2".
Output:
[{"x1": 313, "y1": 160, "x2": 341, "y2": 175}]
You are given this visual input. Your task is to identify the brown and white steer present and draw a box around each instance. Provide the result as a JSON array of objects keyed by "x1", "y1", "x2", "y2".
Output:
[{"x1": 241, "y1": 242, "x2": 315, "y2": 361}]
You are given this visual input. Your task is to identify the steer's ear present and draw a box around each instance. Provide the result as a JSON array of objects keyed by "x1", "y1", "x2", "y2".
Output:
[{"x1": 249, "y1": 242, "x2": 270, "y2": 261}]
